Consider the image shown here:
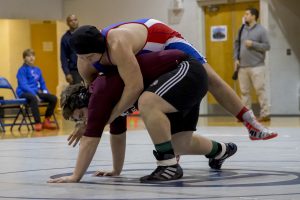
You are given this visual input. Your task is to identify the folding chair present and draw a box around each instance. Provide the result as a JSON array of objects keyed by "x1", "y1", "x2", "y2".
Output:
[{"x1": 0, "y1": 77, "x2": 33, "y2": 132}]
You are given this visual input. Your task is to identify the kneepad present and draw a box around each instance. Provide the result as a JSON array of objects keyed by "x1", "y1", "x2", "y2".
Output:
[{"x1": 110, "y1": 116, "x2": 127, "y2": 135}]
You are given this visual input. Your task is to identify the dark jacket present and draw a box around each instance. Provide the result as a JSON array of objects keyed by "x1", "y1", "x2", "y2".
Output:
[{"x1": 60, "y1": 30, "x2": 78, "y2": 75}]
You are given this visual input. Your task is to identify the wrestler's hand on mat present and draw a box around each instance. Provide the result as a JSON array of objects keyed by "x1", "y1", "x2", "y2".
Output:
[
  {"x1": 68, "y1": 123, "x2": 86, "y2": 147},
  {"x1": 47, "y1": 175, "x2": 78, "y2": 183},
  {"x1": 93, "y1": 170, "x2": 120, "y2": 177}
]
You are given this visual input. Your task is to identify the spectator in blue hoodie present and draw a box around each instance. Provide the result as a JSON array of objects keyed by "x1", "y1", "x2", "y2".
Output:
[{"x1": 16, "y1": 49, "x2": 58, "y2": 131}]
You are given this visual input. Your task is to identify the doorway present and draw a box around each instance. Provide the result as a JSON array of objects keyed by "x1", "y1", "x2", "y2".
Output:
[
  {"x1": 204, "y1": 1, "x2": 259, "y2": 115},
  {"x1": 30, "y1": 21, "x2": 58, "y2": 95}
]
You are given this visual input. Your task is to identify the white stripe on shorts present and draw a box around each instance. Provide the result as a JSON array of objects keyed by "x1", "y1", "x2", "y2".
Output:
[{"x1": 154, "y1": 61, "x2": 190, "y2": 97}]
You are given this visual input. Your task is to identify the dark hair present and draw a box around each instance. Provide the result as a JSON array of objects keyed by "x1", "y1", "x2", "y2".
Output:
[
  {"x1": 247, "y1": 8, "x2": 259, "y2": 20},
  {"x1": 70, "y1": 25, "x2": 106, "y2": 54},
  {"x1": 60, "y1": 84, "x2": 90, "y2": 120},
  {"x1": 23, "y1": 49, "x2": 35, "y2": 59}
]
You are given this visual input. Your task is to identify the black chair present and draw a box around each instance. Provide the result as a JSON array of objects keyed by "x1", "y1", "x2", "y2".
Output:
[{"x1": 0, "y1": 76, "x2": 33, "y2": 132}]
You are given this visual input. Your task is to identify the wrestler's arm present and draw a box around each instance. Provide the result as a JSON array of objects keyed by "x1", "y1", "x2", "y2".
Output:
[
  {"x1": 95, "y1": 116, "x2": 127, "y2": 177},
  {"x1": 94, "y1": 132, "x2": 126, "y2": 176},
  {"x1": 48, "y1": 124, "x2": 126, "y2": 182},
  {"x1": 48, "y1": 136, "x2": 100, "y2": 183},
  {"x1": 106, "y1": 30, "x2": 144, "y2": 123}
]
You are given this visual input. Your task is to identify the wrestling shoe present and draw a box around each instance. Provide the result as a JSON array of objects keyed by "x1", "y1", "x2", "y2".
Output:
[
  {"x1": 140, "y1": 151, "x2": 183, "y2": 183},
  {"x1": 243, "y1": 110, "x2": 278, "y2": 140},
  {"x1": 209, "y1": 142, "x2": 237, "y2": 170}
]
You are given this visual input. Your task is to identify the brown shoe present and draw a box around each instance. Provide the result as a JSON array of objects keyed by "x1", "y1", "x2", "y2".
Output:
[
  {"x1": 43, "y1": 118, "x2": 57, "y2": 130},
  {"x1": 34, "y1": 123, "x2": 43, "y2": 131},
  {"x1": 258, "y1": 116, "x2": 270, "y2": 122}
]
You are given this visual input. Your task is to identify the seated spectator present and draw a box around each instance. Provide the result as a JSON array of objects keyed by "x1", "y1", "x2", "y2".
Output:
[{"x1": 16, "y1": 49, "x2": 58, "y2": 131}]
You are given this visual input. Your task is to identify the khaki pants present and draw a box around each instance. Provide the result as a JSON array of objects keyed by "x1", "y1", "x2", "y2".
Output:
[{"x1": 238, "y1": 66, "x2": 270, "y2": 117}]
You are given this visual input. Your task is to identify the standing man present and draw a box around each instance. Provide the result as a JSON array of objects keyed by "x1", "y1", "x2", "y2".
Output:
[
  {"x1": 60, "y1": 14, "x2": 82, "y2": 85},
  {"x1": 234, "y1": 8, "x2": 271, "y2": 122}
]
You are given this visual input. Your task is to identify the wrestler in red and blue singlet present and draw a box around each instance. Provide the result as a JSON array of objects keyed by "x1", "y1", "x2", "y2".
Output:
[{"x1": 93, "y1": 18, "x2": 206, "y2": 73}]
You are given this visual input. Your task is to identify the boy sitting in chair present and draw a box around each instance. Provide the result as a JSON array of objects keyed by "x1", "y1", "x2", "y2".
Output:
[{"x1": 16, "y1": 49, "x2": 58, "y2": 131}]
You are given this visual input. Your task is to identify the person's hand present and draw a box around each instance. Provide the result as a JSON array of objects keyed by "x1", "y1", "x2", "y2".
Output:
[
  {"x1": 93, "y1": 170, "x2": 120, "y2": 177},
  {"x1": 47, "y1": 175, "x2": 78, "y2": 183},
  {"x1": 66, "y1": 74, "x2": 73, "y2": 84},
  {"x1": 245, "y1": 40, "x2": 253, "y2": 48},
  {"x1": 67, "y1": 123, "x2": 86, "y2": 147}
]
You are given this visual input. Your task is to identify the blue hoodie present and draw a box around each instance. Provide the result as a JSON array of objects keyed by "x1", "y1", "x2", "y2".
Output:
[{"x1": 16, "y1": 63, "x2": 48, "y2": 97}]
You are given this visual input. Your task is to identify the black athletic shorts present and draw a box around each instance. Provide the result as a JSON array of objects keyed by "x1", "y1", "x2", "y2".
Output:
[{"x1": 145, "y1": 57, "x2": 208, "y2": 134}]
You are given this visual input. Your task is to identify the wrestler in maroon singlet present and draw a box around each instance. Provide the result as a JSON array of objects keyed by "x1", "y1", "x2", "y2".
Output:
[{"x1": 84, "y1": 49, "x2": 188, "y2": 137}]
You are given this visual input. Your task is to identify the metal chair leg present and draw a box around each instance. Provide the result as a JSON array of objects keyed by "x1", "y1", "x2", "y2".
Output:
[
  {"x1": 25, "y1": 107, "x2": 34, "y2": 131},
  {"x1": 11, "y1": 108, "x2": 22, "y2": 132},
  {"x1": 0, "y1": 118, "x2": 5, "y2": 132},
  {"x1": 52, "y1": 113, "x2": 59, "y2": 129}
]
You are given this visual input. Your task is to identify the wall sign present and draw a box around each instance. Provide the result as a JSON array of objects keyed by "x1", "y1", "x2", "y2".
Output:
[{"x1": 211, "y1": 25, "x2": 227, "y2": 42}]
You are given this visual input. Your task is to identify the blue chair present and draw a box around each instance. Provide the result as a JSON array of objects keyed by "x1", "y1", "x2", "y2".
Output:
[{"x1": 0, "y1": 76, "x2": 33, "y2": 132}]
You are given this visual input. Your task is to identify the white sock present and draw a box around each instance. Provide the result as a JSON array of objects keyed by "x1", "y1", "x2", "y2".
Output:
[
  {"x1": 215, "y1": 143, "x2": 226, "y2": 160},
  {"x1": 242, "y1": 110, "x2": 255, "y2": 123}
]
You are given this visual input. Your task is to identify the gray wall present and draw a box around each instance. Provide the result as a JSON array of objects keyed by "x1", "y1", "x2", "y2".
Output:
[
  {"x1": 63, "y1": 0, "x2": 204, "y2": 53},
  {"x1": 0, "y1": 0, "x2": 63, "y2": 20},
  {"x1": 262, "y1": 0, "x2": 300, "y2": 115}
]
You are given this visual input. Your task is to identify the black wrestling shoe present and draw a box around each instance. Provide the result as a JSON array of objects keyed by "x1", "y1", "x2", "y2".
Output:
[
  {"x1": 140, "y1": 164, "x2": 183, "y2": 183},
  {"x1": 209, "y1": 142, "x2": 237, "y2": 170},
  {"x1": 140, "y1": 150, "x2": 183, "y2": 183}
]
